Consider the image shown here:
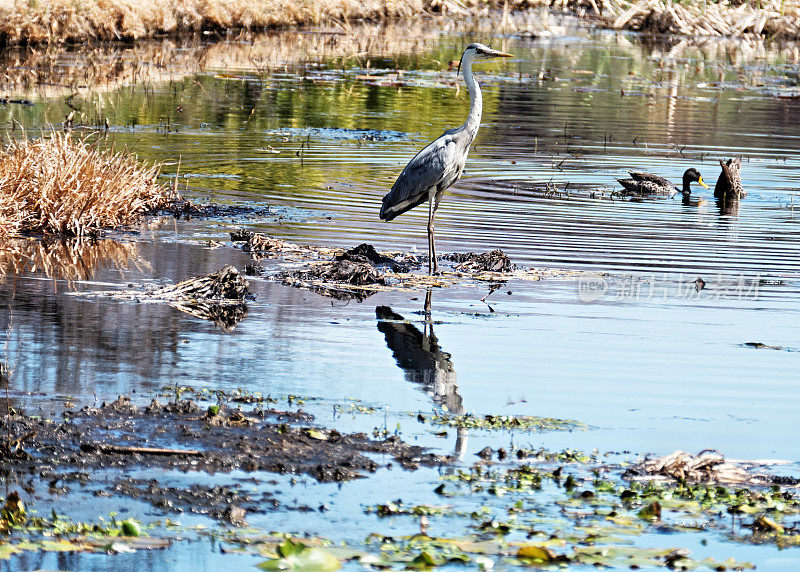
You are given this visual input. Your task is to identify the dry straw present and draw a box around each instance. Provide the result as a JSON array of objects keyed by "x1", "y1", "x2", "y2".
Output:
[{"x1": 0, "y1": 130, "x2": 176, "y2": 237}]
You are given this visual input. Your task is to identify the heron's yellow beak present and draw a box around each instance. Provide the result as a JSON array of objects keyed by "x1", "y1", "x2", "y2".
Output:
[
  {"x1": 698, "y1": 176, "x2": 710, "y2": 189},
  {"x1": 494, "y1": 52, "x2": 514, "y2": 58}
]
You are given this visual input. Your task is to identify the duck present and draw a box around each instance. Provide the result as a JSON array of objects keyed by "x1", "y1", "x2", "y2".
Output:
[{"x1": 617, "y1": 168, "x2": 709, "y2": 198}]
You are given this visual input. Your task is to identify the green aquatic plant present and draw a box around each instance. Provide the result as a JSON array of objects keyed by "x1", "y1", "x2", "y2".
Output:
[
  {"x1": 257, "y1": 538, "x2": 340, "y2": 571},
  {"x1": 427, "y1": 412, "x2": 586, "y2": 432}
]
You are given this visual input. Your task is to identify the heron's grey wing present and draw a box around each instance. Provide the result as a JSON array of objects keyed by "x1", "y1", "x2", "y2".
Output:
[
  {"x1": 629, "y1": 171, "x2": 671, "y2": 187},
  {"x1": 380, "y1": 131, "x2": 462, "y2": 221}
]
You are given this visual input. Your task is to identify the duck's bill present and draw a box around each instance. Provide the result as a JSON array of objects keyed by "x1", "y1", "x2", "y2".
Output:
[{"x1": 698, "y1": 176, "x2": 710, "y2": 189}]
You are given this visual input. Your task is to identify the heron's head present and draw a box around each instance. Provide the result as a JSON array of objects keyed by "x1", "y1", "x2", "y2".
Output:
[
  {"x1": 683, "y1": 168, "x2": 709, "y2": 189},
  {"x1": 457, "y1": 43, "x2": 514, "y2": 75}
]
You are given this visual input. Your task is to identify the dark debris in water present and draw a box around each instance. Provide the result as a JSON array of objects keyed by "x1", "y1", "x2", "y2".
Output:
[
  {"x1": 163, "y1": 200, "x2": 315, "y2": 224},
  {"x1": 113, "y1": 480, "x2": 271, "y2": 526},
  {"x1": 289, "y1": 259, "x2": 385, "y2": 287},
  {"x1": 164, "y1": 199, "x2": 272, "y2": 220},
  {"x1": 73, "y1": 265, "x2": 252, "y2": 331},
  {"x1": 442, "y1": 249, "x2": 515, "y2": 273},
  {"x1": 741, "y1": 341, "x2": 798, "y2": 352},
  {"x1": 624, "y1": 449, "x2": 797, "y2": 486},
  {"x1": 336, "y1": 243, "x2": 410, "y2": 272},
  {"x1": 273, "y1": 243, "x2": 417, "y2": 300},
  {"x1": 151, "y1": 265, "x2": 251, "y2": 301},
  {"x1": 231, "y1": 232, "x2": 580, "y2": 300}
]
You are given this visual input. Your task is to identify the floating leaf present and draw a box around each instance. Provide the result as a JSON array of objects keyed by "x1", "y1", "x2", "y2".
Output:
[
  {"x1": 258, "y1": 539, "x2": 340, "y2": 571},
  {"x1": 121, "y1": 518, "x2": 141, "y2": 537},
  {"x1": 517, "y1": 545, "x2": 555, "y2": 562}
]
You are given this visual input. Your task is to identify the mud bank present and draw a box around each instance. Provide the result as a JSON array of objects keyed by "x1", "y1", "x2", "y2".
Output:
[{"x1": 0, "y1": 395, "x2": 448, "y2": 522}]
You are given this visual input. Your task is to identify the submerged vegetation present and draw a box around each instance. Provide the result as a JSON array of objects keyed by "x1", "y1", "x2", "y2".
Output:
[
  {"x1": 0, "y1": 131, "x2": 175, "y2": 237},
  {"x1": 225, "y1": 446, "x2": 800, "y2": 569},
  {"x1": 424, "y1": 411, "x2": 587, "y2": 432}
]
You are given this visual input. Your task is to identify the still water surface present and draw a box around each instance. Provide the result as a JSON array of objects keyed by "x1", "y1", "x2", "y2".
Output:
[{"x1": 1, "y1": 26, "x2": 800, "y2": 570}]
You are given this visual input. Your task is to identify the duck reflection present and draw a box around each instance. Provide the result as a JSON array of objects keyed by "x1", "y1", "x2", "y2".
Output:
[
  {"x1": 715, "y1": 194, "x2": 740, "y2": 217},
  {"x1": 376, "y1": 290, "x2": 467, "y2": 459}
]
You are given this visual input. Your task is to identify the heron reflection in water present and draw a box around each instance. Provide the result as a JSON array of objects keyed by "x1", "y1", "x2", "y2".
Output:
[{"x1": 376, "y1": 290, "x2": 467, "y2": 460}]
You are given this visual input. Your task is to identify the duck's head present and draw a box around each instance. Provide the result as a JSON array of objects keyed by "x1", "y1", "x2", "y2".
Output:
[
  {"x1": 683, "y1": 168, "x2": 710, "y2": 189},
  {"x1": 458, "y1": 43, "x2": 514, "y2": 75}
]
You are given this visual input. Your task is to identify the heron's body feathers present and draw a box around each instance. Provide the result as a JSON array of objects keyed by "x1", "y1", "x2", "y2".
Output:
[{"x1": 380, "y1": 127, "x2": 472, "y2": 221}]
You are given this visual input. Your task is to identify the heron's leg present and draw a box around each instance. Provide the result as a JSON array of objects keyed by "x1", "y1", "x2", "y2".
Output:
[{"x1": 427, "y1": 191, "x2": 437, "y2": 275}]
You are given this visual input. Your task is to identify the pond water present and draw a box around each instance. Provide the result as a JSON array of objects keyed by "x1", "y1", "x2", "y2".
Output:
[{"x1": 1, "y1": 25, "x2": 800, "y2": 570}]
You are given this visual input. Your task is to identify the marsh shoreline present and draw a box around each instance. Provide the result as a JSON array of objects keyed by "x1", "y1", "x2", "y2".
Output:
[{"x1": 1, "y1": 0, "x2": 800, "y2": 47}]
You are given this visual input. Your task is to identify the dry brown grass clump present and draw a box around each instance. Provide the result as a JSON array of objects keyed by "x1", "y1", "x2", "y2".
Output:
[
  {"x1": 1, "y1": 0, "x2": 799, "y2": 45},
  {"x1": 0, "y1": 0, "x2": 550, "y2": 45},
  {"x1": 0, "y1": 131, "x2": 176, "y2": 237}
]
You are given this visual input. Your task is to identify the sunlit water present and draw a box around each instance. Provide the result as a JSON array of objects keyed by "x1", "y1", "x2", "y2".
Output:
[{"x1": 1, "y1": 26, "x2": 800, "y2": 570}]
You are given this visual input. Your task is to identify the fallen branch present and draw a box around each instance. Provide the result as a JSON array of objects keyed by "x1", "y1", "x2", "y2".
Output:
[{"x1": 81, "y1": 443, "x2": 204, "y2": 457}]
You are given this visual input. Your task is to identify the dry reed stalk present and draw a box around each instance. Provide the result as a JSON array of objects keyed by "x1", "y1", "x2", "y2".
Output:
[
  {"x1": 0, "y1": 131, "x2": 176, "y2": 237},
  {"x1": 603, "y1": 0, "x2": 800, "y2": 38}
]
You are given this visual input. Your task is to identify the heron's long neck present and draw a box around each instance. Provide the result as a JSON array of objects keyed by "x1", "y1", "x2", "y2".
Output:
[{"x1": 461, "y1": 56, "x2": 482, "y2": 141}]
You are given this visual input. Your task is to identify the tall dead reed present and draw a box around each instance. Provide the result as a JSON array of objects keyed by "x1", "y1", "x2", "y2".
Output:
[{"x1": 0, "y1": 131, "x2": 176, "y2": 237}]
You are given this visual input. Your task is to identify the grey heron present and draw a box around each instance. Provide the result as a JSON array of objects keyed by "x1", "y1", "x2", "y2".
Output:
[{"x1": 379, "y1": 43, "x2": 513, "y2": 274}]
